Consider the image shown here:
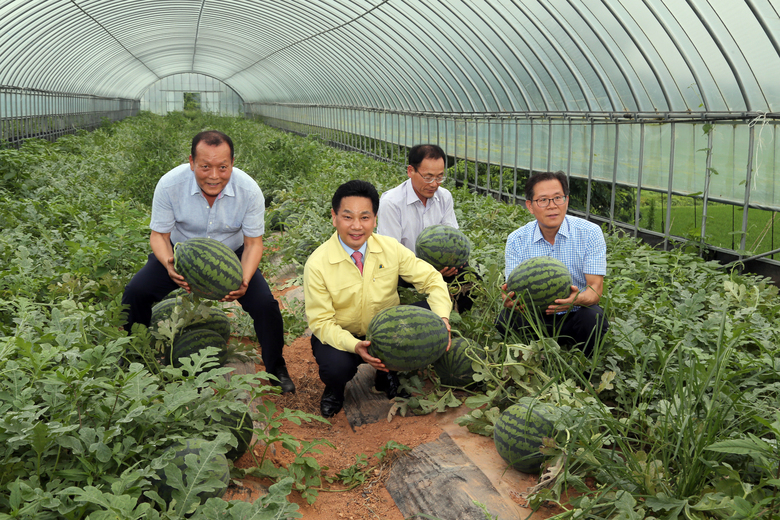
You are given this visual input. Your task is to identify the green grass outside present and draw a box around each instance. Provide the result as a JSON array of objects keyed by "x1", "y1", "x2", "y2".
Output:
[{"x1": 638, "y1": 194, "x2": 780, "y2": 258}]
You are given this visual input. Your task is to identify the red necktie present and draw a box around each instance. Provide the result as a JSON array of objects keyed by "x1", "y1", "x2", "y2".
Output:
[{"x1": 352, "y1": 251, "x2": 364, "y2": 274}]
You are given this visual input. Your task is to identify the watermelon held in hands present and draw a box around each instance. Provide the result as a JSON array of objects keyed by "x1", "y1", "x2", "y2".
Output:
[
  {"x1": 167, "y1": 328, "x2": 228, "y2": 371},
  {"x1": 367, "y1": 305, "x2": 449, "y2": 371},
  {"x1": 505, "y1": 256, "x2": 572, "y2": 309},
  {"x1": 173, "y1": 237, "x2": 243, "y2": 300},
  {"x1": 415, "y1": 225, "x2": 471, "y2": 270},
  {"x1": 155, "y1": 438, "x2": 230, "y2": 506},
  {"x1": 493, "y1": 400, "x2": 557, "y2": 474},
  {"x1": 433, "y1": 337, "x2": 485, "y2": 387}
]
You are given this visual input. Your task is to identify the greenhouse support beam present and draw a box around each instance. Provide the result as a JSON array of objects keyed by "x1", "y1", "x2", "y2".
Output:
[
  {"x1": 664, "y1": 123, "x2": 676, "y2": 251},
  {"x1": 740, "y1": 124, "x2": 756, "y2": 259}
]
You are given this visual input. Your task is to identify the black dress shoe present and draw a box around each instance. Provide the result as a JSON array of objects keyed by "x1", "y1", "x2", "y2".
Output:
[
  {"x1": 320, "y1": 386, "x2": 344, "y2": 418},
  {"x1": 374, "y1": 371, "x2": 411, "y2": 399},
  {"x1": 270, "y1": 365, "x2": 296, "y2": 394}
]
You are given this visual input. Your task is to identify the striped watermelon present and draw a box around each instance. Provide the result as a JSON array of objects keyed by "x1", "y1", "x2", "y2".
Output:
[
  {"x1": 167, "y1": 329, "x2": 228, "y2": 370},
  {"x1": 415, "y1": 225, "x2": 471, "y2": 270},
  {"x1": 215, "y1": 407, "x2": 254, "y2": 461},
  {"x1": 367, "y1": 305, "x2": 449, "y2": 371},
  {"x1": 155, "y1": 438, "x2": 230, "y2": 506},
  {"x1": 162, "y1": 287, "x2": 190, "y2": 301},
  {"x1": 267, "y1": 201, "x2": 298, "y2": 231},
  {"x1": 433, "y1": 337, "x2": 485, "y2": 387},
  {"x1": 174, "y1": 237, "x2": 243, "y2": 300},
  {"x1": 506, "y1": 256, "x2": 572, "y2": 309},
  {"x1": 150, "y1": 299, "x2": 232, "y2": 342},
  {"x1": 493, "y1": 399, "x2": 557, "y2": 473}
]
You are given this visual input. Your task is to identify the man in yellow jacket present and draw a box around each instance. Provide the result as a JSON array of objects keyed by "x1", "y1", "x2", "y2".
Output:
[{"x1": 304, "y1": 180, "x2": 452, "y2": 418}]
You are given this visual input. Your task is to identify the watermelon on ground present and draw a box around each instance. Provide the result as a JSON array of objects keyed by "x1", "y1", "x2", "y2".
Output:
[
  {"x1": 433, "y1": 337, "x2": 485, "y2": 387},
  {"x1": 173, "y1": 237, "x2": 243, "y2": 300},
  {"x1": 505, "y1": 256, "x2": 572, "y2": 310},
  {"x1": 367, "y1": 305, "x2": 449, "y2": 371},
  {"x1": 415, "y1": 225, "x2": 471, "y2": 271},
  {"x1": 161, "y1": 287, "x2": 190, "y2": 301},
  {"x1": 155, "y1": 438, "x2": 230, "y2": 507},
  {"x1": 267, "y1": 202, "x2": 298, "y2": 231},
  {"x1": 213, "y1": 407, "x2": 254, "y2": 461},
  {"x1": 493, "y1": 399, "x2": 557, "y2": 474},
  {"x1": 150, "y1": 298, "x2": 232, "y2": 342},
  {"x1": 166, "y1": 328, "x2": 228, "y2": 371}
]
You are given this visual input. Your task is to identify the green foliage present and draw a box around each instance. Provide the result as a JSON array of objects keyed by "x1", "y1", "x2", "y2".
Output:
[{"x1": 3, "y1": 111, "x2": 780, "y2": 519}]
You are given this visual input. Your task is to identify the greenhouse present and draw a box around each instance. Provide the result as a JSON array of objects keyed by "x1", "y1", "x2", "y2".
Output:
[{"x1": 1, "y1": 1, "x2": 779, "y2": 519}]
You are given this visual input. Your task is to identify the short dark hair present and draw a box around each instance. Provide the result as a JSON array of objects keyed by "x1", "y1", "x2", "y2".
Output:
[
  {"x1": 525, "y1": 171, "x2": 569, "y2": 201},
  {"x1": 191, "y1": 130, "x2": 234, "y2": 160},
  {"x1": 332, "y1": 180, "x2": 379, "y2": 214},
  {"x1": 408, "y1": 144, "x2": 446, "y2": 169}
]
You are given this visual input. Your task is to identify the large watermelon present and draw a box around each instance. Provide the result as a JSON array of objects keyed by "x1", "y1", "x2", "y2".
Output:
[
  {"x1": 505, "y1": 256, "x2": 572, "y2": 310},
  {"x1": 155, "y1": 438, "x2": 230, "y2": 506},
  {"x1": 213, "y1": 407, "x2": 254, "y2": 461},
  {"x1": 493, "y1": 399, "x2": 557, "y2": 473},
  {"x1": 167, "y1": 329, "x2": 228, "y2": 370},
  {"x1": 267, "y1": 201, "x2": 298, "y2": 231},
  {"x1": 161, "y1": 287, "x2": 190, "y2": 301},
  {"x1": 367, "y1": 306, "x2": 449, "y2": 371},
  {"x1": 415, "y1": 225, "x2": 471, "y2": 270},
  {"x1": 433, "y1": 337, "x2": 485, "y2": 387},
  {"x1": 173, "y1": 237, "x2": 243, "y2": 300},
  {"x1": 150, "y1": 298, "x2": 232, "y2": 342}
]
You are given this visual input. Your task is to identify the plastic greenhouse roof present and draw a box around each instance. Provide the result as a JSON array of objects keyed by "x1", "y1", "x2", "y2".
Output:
[{"x1": 2, "y1": 0, "x2": 780, "y2": 116}]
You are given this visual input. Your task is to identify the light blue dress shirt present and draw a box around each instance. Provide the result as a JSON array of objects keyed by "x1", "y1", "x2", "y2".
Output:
[
  {"x1": 150, "y1": 163, "x2": 265, "y2": 251},
  {"x1": 504, "y1": 215, "x2": 607, "y2": 293}
]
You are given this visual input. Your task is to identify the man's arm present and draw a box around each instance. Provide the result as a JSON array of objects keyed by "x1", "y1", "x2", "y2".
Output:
[
  {"x1": 547, "y1": 273, "x2": 603, "y2": 314},
  {"x1": 303, "y1": 255, "x2": 374, "y2": 355},
  {"x1": 224, "y1": 235, "x2": 263, "y2": 302},
  {"x1": 150, "y1": 230, "x2": 188, "y2": 289}
]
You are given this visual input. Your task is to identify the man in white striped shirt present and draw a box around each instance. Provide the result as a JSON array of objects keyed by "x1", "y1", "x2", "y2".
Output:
[
  {"x1": 378, "y1": 144, "x2": 474, "y2": 311},
  {"x1": 498, "y1": 171, "x2": 609, "y2": 356}
]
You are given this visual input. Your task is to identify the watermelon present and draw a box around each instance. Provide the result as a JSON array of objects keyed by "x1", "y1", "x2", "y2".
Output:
[
  {"x1": 433, "y1": 337, "x2": 485, "y2": 387},
  {"x1": 173, "y1": 237, "x2": 243, "y2": 300},
  {"x1": 162, "y1": 287, "x2": 190, "y2": 301},
  {"x1": 150, "y1": 299, "x2": 232, "y2": 342},
  {"x1": 415, "y1": 225, "x2": 471, "y2": 270},
  {"x1": 214, "y1": 407, "x2": 254, "y2": 461},
  {"x1": 505, "y1": 256, "x2": 572, "y2": 310},
  {"x1": 367, "y1": 305, "x2": 449, "y2": 371},
  {"x1": 493, "y1": 400, "x2": 556, "y2": 473},
  {"x1": 155, "y1": 438, "x2": 230, "y2": 506},
  {"x1": 294, "y1": 239, "x2": 318, "y2": 263},
  {"x1": 167, "y1": 329, "x2": 228, "y2": 370},
  {"x1": 267, "y1": 202, "x2": 298, "y2": 231}
]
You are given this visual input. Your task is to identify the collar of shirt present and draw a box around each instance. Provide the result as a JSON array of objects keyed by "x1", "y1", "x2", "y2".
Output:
[
  {"x1": 188, "y1": 168, "x2": 237, "y2": 200},
  {"x1": 532, "y1": 215, "x2": 571, "y2": 245},
  {"x1": 337, "y1": 235, "x2": 368, "y2": 259},
  {"x1": 403, "y1": 178, "x2": 439, "y2": 207}
]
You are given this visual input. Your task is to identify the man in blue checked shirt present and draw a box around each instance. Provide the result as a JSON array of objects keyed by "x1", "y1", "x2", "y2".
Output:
[
  {"x1": 498, "y1": 171, "x2": 609, "y2": 356},
  {"x1": 121, "y1": 130, "x2": 294, "y2": 393}
]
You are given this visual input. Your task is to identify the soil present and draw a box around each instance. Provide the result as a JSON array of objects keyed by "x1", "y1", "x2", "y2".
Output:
[{"x1": 222, "y1": 272, "x2": 568, "y2": 519}]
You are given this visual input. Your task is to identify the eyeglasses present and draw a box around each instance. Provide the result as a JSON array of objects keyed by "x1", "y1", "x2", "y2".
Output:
[
  {"x1": 415, "y1": 169, "x2": 446, "y2": 184},
  {"x1": 532, "y1": 195, "x2": 567, "y2": 208}
]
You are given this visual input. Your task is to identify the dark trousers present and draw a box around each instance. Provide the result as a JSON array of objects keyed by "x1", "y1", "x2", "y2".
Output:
[
  {"x1": 121, "y1": 246, "x2": 286, "y2": 372},
  {"x1": 496, "y1": 305, "x2": 609, "y2": 357},
  {"x1": 311, "y1": 301, "x2": 431, "y2": 394}
]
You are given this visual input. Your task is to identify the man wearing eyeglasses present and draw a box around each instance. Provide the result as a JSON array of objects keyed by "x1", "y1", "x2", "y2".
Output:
[
  {"x1": 498, "y1": 171, "x2": 609, "y2": 356},
  {"x1": 378, "y1": 144, "x2": 473, "y2": 311}
]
